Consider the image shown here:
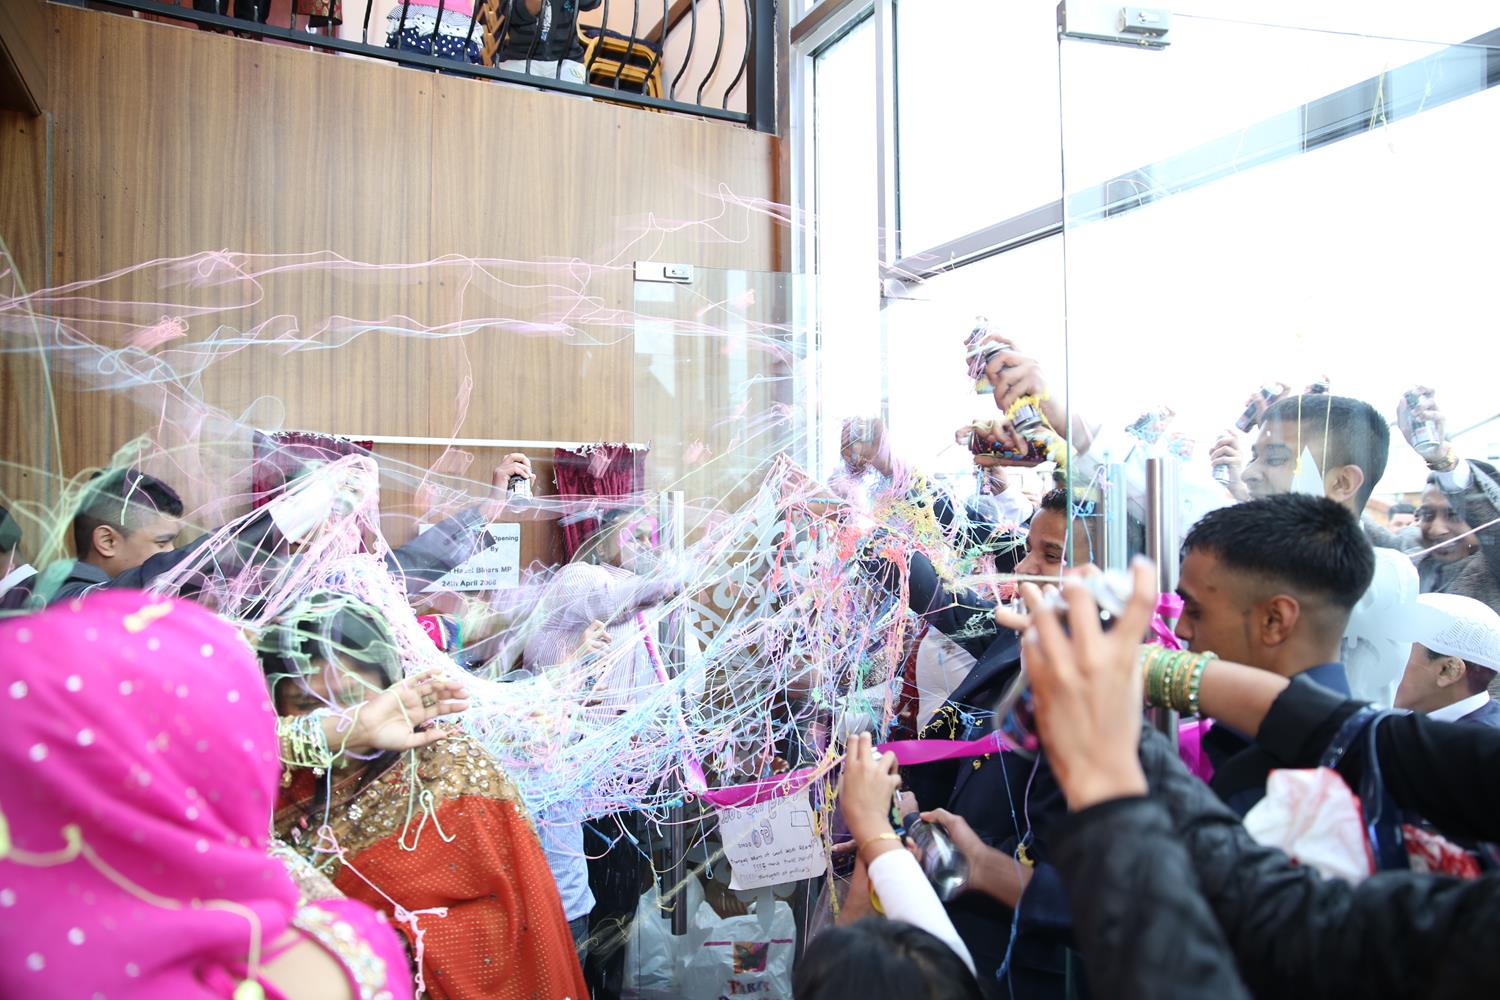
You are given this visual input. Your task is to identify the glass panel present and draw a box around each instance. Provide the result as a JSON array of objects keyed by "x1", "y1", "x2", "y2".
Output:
[
  {"x1": 892, "y1": 0, "x2": 1496, "y2": 259},
  {"x1": 632, "y1": 268, "x2": 809, "y2": 521},
  {"x1": 1059, "y1": 14, "x2": 1500, "y2": 702},
  {"x1": 883, "y1": 238, "x2": 1064, "y2": 492},
  {"x1": 813, "y1": 13, "x2": 882, "y2": 480},
  {"x1": 2, "y1": 250, "x2": 818, "y2": 999},
  {"x1": 894, "y1": 0, "x2": 1062, "y2": 255},
  {"x1": 623, "y1": 267, "x2": 818, "y2": 996},
  {"x1": 1058, "y1": 17, "x2": 1473, "y2": 196},
  {"x1": 870, "y1": 240, "x2": 1068, "y2": 600}
]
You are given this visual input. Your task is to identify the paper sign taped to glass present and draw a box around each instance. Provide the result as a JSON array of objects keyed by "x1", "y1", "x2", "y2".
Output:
[
  {"x1": 419, "y1": 522, "x2": 522, "y2": 593},
  {"x1": 717, "y1": 787, "x2": 827, "y2": 890}
]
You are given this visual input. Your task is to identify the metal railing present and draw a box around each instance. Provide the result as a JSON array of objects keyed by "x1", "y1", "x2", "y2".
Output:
[{"x1": 77, "y1": 0, "x2": 777, "y2": 131}]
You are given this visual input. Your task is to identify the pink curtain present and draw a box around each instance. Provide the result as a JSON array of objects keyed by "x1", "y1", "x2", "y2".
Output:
[
  {"x1": 553, "y1": 444, "x2": 648, "y2": 560},
  {"x1": 250, "y1": 430, "x2": 374, "y2": 509}
]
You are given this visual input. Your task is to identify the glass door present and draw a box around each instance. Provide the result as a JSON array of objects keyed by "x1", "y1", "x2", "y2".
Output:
[{"x1": 1057, "y1": 8, "x2": 1500, "y2": 565}]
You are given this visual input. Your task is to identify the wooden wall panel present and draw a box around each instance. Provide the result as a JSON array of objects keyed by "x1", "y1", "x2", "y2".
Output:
[
  {"x1": 0, "y1": 109, "x2": 47, "y2": 300},
  {"x1": 4, "y1": 4, "x2": 781, "y2": 558},
  {"x1": 0, "y1": 106, "x2": 56, "y2": 536}
]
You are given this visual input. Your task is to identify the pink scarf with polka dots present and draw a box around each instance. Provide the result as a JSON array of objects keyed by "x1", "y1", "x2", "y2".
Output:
[{"x1": 0, "y1": 592, "x2": 298, "y2": 997}]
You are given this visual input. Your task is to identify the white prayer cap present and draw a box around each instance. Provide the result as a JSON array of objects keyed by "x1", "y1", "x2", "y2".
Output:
[{"x1": 1399, "y1": 593, "x2": 1500, "y2": 672}]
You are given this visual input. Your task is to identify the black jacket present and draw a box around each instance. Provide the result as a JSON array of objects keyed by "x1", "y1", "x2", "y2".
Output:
[
  {"x1": 1204, "y1": 662, "x2": 1351, "y2": 816},
  {"x1": 499, "y1": 0, "x2": 602, "y2": 63},
  {"x1": 1257, "y1": 675, "x2": 1500, "y2": 845},
  {"x1": 1053, "y1": 678, "x2": 1500, "y2": 1000},
  {"x1": 1052, "y1": 794, "x2": 1252, "y2": 1000}
]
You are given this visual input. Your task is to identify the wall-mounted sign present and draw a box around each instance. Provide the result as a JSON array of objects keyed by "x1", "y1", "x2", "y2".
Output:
[{"x1": 421, "y1": 523, "x2": 521, "y2": 593}]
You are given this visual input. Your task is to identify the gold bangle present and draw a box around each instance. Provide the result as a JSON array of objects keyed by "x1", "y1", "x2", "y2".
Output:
[{"x1": 858, "y1": 831, "x2": 902, "y2": 857}]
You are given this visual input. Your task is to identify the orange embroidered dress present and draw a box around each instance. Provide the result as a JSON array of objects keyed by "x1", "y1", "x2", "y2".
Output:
[{"x1": 277, "y1": 733, "x2": 587, "y2": 1000}]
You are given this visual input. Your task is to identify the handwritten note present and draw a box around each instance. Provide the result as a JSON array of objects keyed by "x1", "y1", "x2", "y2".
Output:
[
  {"x1": 420, "y1": 523, "x2": 521, "y2": 593},
  {"x1": 718, "y1": 788, "x2": 826, "y2": 891}
]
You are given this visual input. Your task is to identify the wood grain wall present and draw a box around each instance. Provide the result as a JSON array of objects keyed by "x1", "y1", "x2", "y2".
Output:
[
  {"x1": 0, "y1": 4, "x2": 788, "y2": 561},
  {"x1": 0, "y1": 107, "x2": 56, "y2": 523}
]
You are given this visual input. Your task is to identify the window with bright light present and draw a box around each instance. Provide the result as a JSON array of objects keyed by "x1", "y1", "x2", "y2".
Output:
[
  {"x1": 812, "y1": 14, "x2": 882, "y2": 478},
  {"x1": 893, "y1": 0, "x2": 1062, "y2": 257}
]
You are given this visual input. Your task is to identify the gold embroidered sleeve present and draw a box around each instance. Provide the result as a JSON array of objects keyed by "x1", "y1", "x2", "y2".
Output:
[
  {"x1": 415, "y1": 733, "x2": 531, "y2": 827},
  {"x1": 270, "y1": 838, "x2": 344, "y2": 903},
  {"x1": 292, "y1": 904, "x2": 401, "y2": 1000}
]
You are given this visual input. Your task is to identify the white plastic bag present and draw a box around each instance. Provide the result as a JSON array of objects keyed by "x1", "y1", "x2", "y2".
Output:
[
  {"x1": 622, "y1": 877, "x2": 705, "y2": 999},
  {"x1": 1243, "y1": 766, "x2": 1373, "y2": 884},
  {"x1": 680, "y1": 888, "x2": 796, "y2": 1000}
]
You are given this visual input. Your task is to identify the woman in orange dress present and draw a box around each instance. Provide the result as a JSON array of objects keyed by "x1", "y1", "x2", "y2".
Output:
[{"x1": 263, "y1": 593, "x2": 587, "y2": 1000}]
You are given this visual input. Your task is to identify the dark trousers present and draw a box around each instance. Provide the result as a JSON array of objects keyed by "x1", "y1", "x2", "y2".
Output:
[{"x1": 583, "y1": 813, "x2": 651, "y2": 1000}]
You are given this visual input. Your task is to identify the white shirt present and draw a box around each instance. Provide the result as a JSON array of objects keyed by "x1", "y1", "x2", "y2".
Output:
[
  {"x1": 536, "y1": 815, "x2": 596, "y2": 922},
  {"x1": 915, "y1": 631, "x2": 977, "y2": 730},
  {"x1": 1343, "y1": 547, "x2": 1420, "y2": 706},
  {"x1": 969, "y1": 487, "x2": 1034, "y2": 529},
  {"x1": 1428, "y1": 691, "x2": 1492, "y2": 723},
  {"x1": 867, "y1": 849, "x2": 975, "y2": 973},
  {"x1": 0, "y1": 563, "x2": 36, "y2": 598}
]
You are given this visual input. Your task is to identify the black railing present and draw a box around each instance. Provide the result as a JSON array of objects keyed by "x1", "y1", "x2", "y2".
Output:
[{"x1": 76, "y1": 0, "x2": 777, "y2": 131}]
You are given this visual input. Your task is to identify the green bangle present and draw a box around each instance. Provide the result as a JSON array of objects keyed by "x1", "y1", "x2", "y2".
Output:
[
  {"x1": 1144, "y1": 646, "x2": 1172, "y2": 707},
  {"x1": 1184, "y1": 652, "x2": 1216, "y2": 716},
  {"x1": 1142, "y1": 646, "x2": 1162, "y2": 705},
  {"x1": 278, "y1": 709, "x2": 334, "y2": 772}
]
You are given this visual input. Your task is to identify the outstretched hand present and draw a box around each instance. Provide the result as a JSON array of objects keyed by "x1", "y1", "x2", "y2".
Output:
[
  {"x1": 1209, "y1": 430, "x2": 1250, "y2": 500},
  {"x1": 921, "y1": 808, "x2": 1032, "y2": 908},
  {"x1": 839, "y1": 732, "x2": 901, "y2": 847},
  {"x1": 1397, "y1": 386, "x2": 1450, "y2": 462},
  {"x1": 1017, "y1": 559, "x2": 1158, "y2": 811},
  {"x1": 343, "y1": 668, "x2": 470, "y2": 754}
]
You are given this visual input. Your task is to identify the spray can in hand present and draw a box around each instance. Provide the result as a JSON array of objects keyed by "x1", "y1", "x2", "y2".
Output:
[
  {"x1": 902, "y1": 812, "x2": 970, "y2": 901},
  {"x1": 1404, "y1": 389, "x2": 1440, "y2": 452}
]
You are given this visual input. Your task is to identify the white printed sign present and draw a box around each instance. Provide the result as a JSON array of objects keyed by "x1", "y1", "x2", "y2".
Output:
[
  {"x1": 420, "y1": 522, "x2": 521, "y2": 593},
  {"x1": 718, "y1": 788, "x2": 827, "y2": 891}
]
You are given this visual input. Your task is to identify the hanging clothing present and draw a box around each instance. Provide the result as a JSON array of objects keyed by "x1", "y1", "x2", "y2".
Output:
[{"x1": 386, "y1": 1, "x2": 485, "y2": 64}]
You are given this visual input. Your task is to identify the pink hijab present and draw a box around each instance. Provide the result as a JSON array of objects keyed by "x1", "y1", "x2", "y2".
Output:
[{"x1": 0, "y1": 592, "x2": 361, "y2": 997}]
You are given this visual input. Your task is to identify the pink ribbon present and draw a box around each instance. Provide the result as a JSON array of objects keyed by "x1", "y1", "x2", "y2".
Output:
[
  {"x1": 1151, "y1": 593, "x2": 1184, "y2": 650},
  {"x1": 696, "y1": 732, "x2": 1007, "y2": 809},
  {"x1": 638, "y1": 612, "x2": 710, "y2": 793},
  {"x1": 686, "y1": 594, "x2": 1184, "y2": 811}
]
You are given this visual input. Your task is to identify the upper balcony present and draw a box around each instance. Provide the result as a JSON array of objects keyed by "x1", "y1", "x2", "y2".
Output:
[{"x1": 56, "y1": 0, "x2": 776, "y2": 129}]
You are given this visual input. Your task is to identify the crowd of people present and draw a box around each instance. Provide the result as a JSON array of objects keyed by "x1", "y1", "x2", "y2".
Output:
[
  {"x1": 3, "y1": 326, "x2": 1500, "y2": 1000},
  {"x1": 796, "y1": 338, "x2": 1500, "y2": 1000}
]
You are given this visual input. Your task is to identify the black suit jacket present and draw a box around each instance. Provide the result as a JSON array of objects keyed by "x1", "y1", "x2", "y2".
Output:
[{"x1": 892, "y1": 552, "x2": 1073, "y2": 999}]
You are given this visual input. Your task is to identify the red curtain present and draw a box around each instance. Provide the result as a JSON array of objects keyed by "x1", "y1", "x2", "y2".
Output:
[
  {"x1": 552, "y1": 444, "x2": 649, "y2": 560},
  {"x1": 250, "y1": 430, "x2": 374, "y2": 509}
]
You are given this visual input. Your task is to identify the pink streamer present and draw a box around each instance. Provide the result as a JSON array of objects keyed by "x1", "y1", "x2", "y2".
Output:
[
  {"x1": 638, "y1": 612, "x2": 710, "y2": 793},
  {"x1": 1151, "y1": 593, "x2": 1184, "y2": 650},
  {"x1": 697, "y1": 733, "x2": 1006, "y2": 809}
]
